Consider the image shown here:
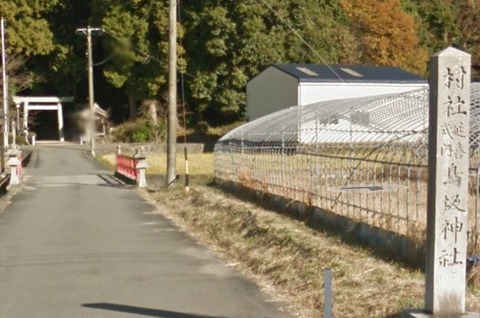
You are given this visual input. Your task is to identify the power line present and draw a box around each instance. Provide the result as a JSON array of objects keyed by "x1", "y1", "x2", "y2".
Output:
[
  {"x1": 107, "y1": 2, "x2": 341, "y2": 89},
  {"x1": 92, "y1": 54, "x2": 113, "y2": 66},
  {"x1": 97, "y1": 1, "x2": 343, "y2": 91},
  {"x1": 256, "y1": 0, "x2": 345, "y2": 82},
  {"x1": 178, "y1": 0, "x2": 190, "y2": 192},
  {"x1": 102, "y1": 30, "x2": 232, "y2": 91},
  {"x1": 178, "y1": 0, "x2": 187, "y2": 110},
  {"x1": 92, "y1": 4, "x2": 155, "y2": 67}
]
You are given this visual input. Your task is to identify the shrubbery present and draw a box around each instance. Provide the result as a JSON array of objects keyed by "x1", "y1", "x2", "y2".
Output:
[
  {"x1": 16, "y1": 134, "x2": 28, "y2": 145},
  {"x1": 111, "y1": 118, "x2": 166, "y2": 143},
  {"x1": 8, "y1": 133, "x2": 28, "y2": 146}
]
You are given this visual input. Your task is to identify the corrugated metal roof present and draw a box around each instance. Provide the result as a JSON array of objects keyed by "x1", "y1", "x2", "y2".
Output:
[{"x1": 272, "y1": 64, "x2": 426, "y2": 83}]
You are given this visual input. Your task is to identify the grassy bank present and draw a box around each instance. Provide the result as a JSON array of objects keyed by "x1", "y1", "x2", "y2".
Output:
[{"x1": 101, "y1": 152, "x2": 480, "y2": 317}]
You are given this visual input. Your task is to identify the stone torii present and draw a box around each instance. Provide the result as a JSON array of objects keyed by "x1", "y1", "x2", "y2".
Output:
[{"x1": 12, "y1": 96, "x2": 73, "y2": 142}]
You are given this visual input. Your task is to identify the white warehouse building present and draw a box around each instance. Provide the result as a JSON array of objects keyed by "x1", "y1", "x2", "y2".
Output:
[{"x1": 246, "y1": 64, "x2": 427, "y2": 121}]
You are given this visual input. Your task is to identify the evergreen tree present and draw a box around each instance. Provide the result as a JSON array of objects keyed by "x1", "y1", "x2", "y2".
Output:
[
  {"x1": 183, "y1": 0, "x2": 355, "y2": 124},
  {"x1": 3, "y1": 0, "x2": 479, "y2": 126},
  {"x1": 92, "y1": 0, "x2": 186, "y2": 119},
  {"x1": 0, "y1": 0, "x2": 57, "y2": 57}
]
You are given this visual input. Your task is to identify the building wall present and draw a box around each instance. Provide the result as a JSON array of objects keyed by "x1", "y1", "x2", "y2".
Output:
[
  {"x1": 247, "y1": 67, "x2": 298, "y2": 121},
  {"x1": 298, "y1": 82, "x2": 427, "y2": 105}
]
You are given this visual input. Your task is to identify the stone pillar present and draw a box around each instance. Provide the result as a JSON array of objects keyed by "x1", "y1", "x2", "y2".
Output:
[
  {"x1": 15, "y1": 103, "x2": 20, "y2": 132},
  {"x1": 404, "y1": 47, "x2": 480, "y2": 318},
  {"x1": 134, "y1": 148, "x2": 148, "y2": 188},
  {"x1": 101, "y1": 119, "x2": 106, "y2": 135},
  {"x1": 57, "y1": 103, "x2": 64, "y2": 142},
  {"x1": 6, "y1": 148, "x2": 20, "y2": 186},
  {"x1": 425, "y1": 47, "x2": 470, "y2": 316},
  {"x1": 116, "y1": 145, "x2": 122, "y2": 155},
  {"x1": 23, "y1": 101, "x2": 28, "y2": 134},
  {"x1": 11, "y1": 121, "x2": 16, "y2": 148}
]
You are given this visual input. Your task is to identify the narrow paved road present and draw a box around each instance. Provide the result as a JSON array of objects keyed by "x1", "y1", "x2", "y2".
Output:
[{"x1": 0, "y1": 145, "x2": 290, "y2": 318}]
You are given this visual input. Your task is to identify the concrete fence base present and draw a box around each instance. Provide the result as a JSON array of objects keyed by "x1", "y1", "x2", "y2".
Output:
[{"x1": 215, "y1": 178, "x2": 424, "y2": 267}]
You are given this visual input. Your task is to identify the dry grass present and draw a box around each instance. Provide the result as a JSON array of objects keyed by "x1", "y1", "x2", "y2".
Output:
[
  {"x1": 146, "y1": 152, "x2": 214, "y2": 176},
  {"x1": 103, "y1": 151, "x2": 480, "y2": 254},
  {"x1": 102, "y1": 152, "x2": 214, "y2": 176},
  {"x1": 103, "y1": 150, "x2": 480, "y2": 253},
  {"x1": 99, "y1": 150, "x2": 480, "y2": 316},
  {"x1": 216, "y1": 151, "x2": 480, "y2": 254},
  {"x1": 140, "y1": 182, "x2": 480, "y2": 317}
]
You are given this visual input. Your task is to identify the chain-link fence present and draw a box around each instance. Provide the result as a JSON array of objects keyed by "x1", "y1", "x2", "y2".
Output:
[{"x1": 214, "y1": 84, "x2": 480, "y2": 253}]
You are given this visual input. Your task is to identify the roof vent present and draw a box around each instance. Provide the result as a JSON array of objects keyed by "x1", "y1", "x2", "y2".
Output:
[
  {"x1": 341, "y1": 67, "x2": 363, "y2": 77},
  {"x1": 296, "y1": 67, "x2": 319, "y2": 76}
]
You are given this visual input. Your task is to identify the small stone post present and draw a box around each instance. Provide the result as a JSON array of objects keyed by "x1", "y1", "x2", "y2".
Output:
[
  {"x1": 134, "y1": 148, "x2": 148, "y2": 188},
  {"x1": 6, "y1": 148, "x2": 21, "y2": 186},
  {"x1": 116, "y1": 145, "x2": 122, "y2": 155},
  {"x1": 405, "y1": 47, "x2": 478, "y2": 317}
]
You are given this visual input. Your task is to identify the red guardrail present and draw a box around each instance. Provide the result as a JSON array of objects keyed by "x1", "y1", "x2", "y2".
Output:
[{"x1": 116, "y1": 154, "x2": 138, "y2": 181}]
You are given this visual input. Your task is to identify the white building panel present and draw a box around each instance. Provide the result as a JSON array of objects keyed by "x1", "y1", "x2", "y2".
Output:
[{"x1": 246, "y1": 64, "x2": 427, "y2": 122}]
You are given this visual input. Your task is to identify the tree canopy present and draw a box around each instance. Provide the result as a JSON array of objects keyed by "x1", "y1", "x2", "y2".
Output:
[
  {"x1": 1, "y1": 0, "x2": 479, "y2": 126},
  {"x1": 341, "y1": 0, "x2": 429, "y2": 74}
]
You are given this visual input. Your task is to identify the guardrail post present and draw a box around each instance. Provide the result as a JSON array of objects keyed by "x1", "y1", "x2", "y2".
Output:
[
  {"x1": 6, "y1": 148, "x2": 21, "y2": 186},
  {"x1": 134, "y1": 148, "x2": 148, "y2": 188}
]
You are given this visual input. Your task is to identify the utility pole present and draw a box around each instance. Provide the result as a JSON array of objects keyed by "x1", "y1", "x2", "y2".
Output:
[
  {"x1": 1, "y1": 17, "x2": 8, "y2": 171},
  {"x1": 166, "y1": 0, "x2": 177, "y2": 187},
  {"x1": 76, "y1": 26, "x2": 102, "y2": 157}
]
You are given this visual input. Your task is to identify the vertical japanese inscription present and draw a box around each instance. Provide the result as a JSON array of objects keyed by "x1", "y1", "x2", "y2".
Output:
[
  {"x1": 426, "y1": 48, "x2": 470, "y2": 315},
  {"x1": 440, "y1": 64, "x2": 468, "y2": 268}
]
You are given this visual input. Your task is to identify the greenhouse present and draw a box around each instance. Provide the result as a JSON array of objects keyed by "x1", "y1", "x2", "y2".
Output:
[{"x1": 214, "y1": 84, "x2": 480, "y2": 250}]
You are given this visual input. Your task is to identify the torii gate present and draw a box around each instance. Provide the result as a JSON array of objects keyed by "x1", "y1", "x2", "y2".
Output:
[{"x1": 12, "y1": 96, "x2": 73, "y2": 142}]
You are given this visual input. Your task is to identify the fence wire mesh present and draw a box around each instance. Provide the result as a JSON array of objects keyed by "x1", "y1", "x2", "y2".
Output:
[{"x1": 214, "y1": 84, "x2": 480, "y2": 253}]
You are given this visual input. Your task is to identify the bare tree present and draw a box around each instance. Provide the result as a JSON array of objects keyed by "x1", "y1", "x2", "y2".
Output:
[{"x1": 2, "y1": 55, "x2": 43, "y2": 95}]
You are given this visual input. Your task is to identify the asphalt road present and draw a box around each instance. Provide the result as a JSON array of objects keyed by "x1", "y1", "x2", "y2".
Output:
[{"x1": 0, "y1": 145, "x2": 291, "y2": 318}]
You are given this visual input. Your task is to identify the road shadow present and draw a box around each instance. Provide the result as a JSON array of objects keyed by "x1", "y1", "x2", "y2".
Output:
[
  {"x1": 96, "y1": 174, "x2": 130, "y2": 188},
  {"x1": 82, "y1": 303, "x2": 223, "y2": 318}
]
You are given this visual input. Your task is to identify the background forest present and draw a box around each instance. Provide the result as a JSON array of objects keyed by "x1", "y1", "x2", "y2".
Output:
[{"x1": 1, "y1": 0, "x2": 480, "y2": 129}]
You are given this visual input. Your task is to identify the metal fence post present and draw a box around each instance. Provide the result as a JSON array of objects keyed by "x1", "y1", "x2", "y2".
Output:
[
  {"x1": 324, "y1": 268, "x2": 332, "y2": 318},
  {"x1": 476, "y1": 165, "x2": 480, "y2": 251},
  {"x1": 281, "y1": 129, "x2": 286, "y2": 191}
]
